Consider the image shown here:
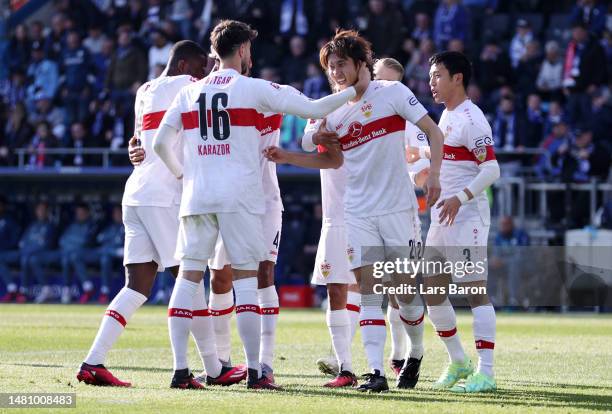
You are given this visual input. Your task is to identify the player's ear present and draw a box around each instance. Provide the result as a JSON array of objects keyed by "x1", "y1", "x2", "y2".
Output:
[{"x1": 177, "y1": 59, "x2": 186, "y2": 73}]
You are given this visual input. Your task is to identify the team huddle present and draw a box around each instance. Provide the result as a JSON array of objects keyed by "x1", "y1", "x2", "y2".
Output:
[{"x1": 76, "y1": 19, "x2": 500, "y2": 394}]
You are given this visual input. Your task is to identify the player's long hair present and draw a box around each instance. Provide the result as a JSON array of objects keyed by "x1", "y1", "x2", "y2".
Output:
[{"x1": 319, "y1": 29, "x2": 374, "y2": 92}]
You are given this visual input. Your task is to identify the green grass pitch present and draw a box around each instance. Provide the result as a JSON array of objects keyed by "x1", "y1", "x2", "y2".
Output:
[{"x1": 0, "y1": 305, "x2": 611, "y2": 413}]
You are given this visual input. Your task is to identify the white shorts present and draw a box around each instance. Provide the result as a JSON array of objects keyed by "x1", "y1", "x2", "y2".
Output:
[
  {"x1": 346, "y1": 209, "x2": 421, "y2": 270},
  {"x1": 176, "y1": 211, "x2": 266, "y2": 271},
  {"x1": 123, "y1": 205, "x2": 180, "y2": 272},
  {"x1": 424, "y1": 221, "x2": 490, "y2": 282},
  {"x1": 311, "y1": 224, "x2": 356, "y2": 285},
  {"x1": 208, "y1": 209, "x2": 282, "y2": 270}
]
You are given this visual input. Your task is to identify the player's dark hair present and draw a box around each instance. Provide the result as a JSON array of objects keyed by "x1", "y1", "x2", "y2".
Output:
[
  {"x1": 429, "y1": 51, "x2": 472, "y2": 90},
  {"x1": 210, "y1": 20, "x2": 258, "y2": 59},
  {"x1": 168, "y1": 40, "x2": 206, "y2": 68},
  {"x1": 319, "y1": 29, "x2": 374, "y2": 79},
  {"x1": 376, "y1": 57, "x2": 404, "y2": 79}
]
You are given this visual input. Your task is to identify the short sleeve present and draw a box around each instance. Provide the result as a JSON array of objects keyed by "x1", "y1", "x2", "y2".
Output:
[
  {"x1": 389, "y1": 82, "x2": 428, "y2": 125},
  {"x1": 463, "y1": 120, "x2": 496, "y2": 164},
  {"x1": 161, "y1": 89, "x2": 185, "y2": 130}
]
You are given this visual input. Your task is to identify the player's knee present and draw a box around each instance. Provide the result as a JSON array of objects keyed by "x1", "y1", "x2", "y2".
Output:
[
  {"x1": 257, "y1": 260, "x2": 275, "y2": 287},
  {"x1": 327, "y1": 284, "x2": 348, "y2": 309},
  {"x1": 467, "y1": 293, "x2": 490, "y2": 308},
  {"x1": 211, "y1": 267, "x2": 233, "y2": 293}
]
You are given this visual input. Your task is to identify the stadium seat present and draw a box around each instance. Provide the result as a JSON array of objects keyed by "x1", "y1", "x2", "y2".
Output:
[
  {"x1": 482, "y1": 14, "x2": 511, "y2": 42},
  {"x1": 516, "y1": 13, "x2": 544, "y2": 36},
  {"x1": 546, "y1": 13, "x2": 571, "y2": 44}
]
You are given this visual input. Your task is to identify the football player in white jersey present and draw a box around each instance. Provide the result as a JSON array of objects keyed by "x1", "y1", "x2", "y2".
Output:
[
  {"x1": 77, "y1": 41, "x2": 246, "y2": 389},
  {"x1": 313, "y1": 30, "x2": 444, "y2": 393},
  {"x1": 372, "y1": 57, "x2": 430, "y2": 387},
  {"x1": 411, "y1": 51, "x2": 500, "y2": 393},
  {"x1": 153, "y1": 20, "x2": 369, "y2": 390},
  {"x1": 264, "y1": 119, "x2": 362, "y2": 389}
]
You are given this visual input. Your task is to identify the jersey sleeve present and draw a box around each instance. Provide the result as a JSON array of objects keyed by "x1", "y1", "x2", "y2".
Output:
[
  {"x1": 463, "y1": 120, "x2": 496, "y2": 164},
  {"x1": 160, "y1": 88, "x2": 185, "y2": 131},
  {"x1": 389, "y1": 82, "x2": 428, "y2": 125},
  {"x1": 301, "y1": 118, "x2": 323, "y2": 152}
]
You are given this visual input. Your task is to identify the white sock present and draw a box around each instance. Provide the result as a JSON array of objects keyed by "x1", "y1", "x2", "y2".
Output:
[
  {"x1": 387, "y1": 306, "x2": 407, "y2": 361},
  {"x1": 209, "y1": 290, "x2": 234, "y2": 363},
  {"x1": 327, "y1": 308, "x2": 352, "y2": 373},
  {"x1": 84, "y1": 287, "x2": 147, "y2": 365},
  {"x1": 472, "y1": 304, "x2": 496, "y2": 377},
  {"x1": 168, "y1": 278, "x2": 199, "y2": 371},
  {"x1": 398, "y1": 295, "x2": 425, "y2": 359},
  {"x1": 191, "y1": 280, "x2": 222, "y2": 378},
  {"x1": 427, "y1": 298, "x2": 466, "y2": 363},
  {"x1": 360, "y1": 294, "x2": 386, "y2": 374},
  {"x1": 234, "y1": 277, "x2": 261, "y2": 377},
  {"x1": 258, "y1": 286, "x2": 279, "y2": 369},
  {"x1": 347, "y1": 291, "x2": 361, "y2": 340}
]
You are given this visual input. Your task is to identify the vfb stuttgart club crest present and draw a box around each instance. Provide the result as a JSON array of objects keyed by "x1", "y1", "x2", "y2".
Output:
[
  {"x1": 347, "y1": 246, "x2": 355, "y2": 262},
  {"x1": 348, "y1": 121, "x2": 363, "y2": 138},
  {"x1": 360, "y1": 102, "x2": 373, "y2": 118},
  {"x1": 320, "y1": 261, "x2": 332, "y2": 278},
  {"x1": 472, "y1": 146, "x2": 487, "y2": 162}
]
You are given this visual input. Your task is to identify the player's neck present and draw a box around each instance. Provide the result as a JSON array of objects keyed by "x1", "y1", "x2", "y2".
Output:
[
  {"x1": 444, "y1": 91, "x2": 468, "y2": 111},
  {"x1": 218, "y1": 60, "x2": 242, "y2": 74},
  {"x1": 350, "y1": 78, "x2": 370, "y2": 103}
]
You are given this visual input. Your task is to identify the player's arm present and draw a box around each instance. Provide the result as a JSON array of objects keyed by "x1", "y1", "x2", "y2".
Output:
[
  {"x1": 437, "y1": 126, "x2": 500, "y2": 225},
  {"x1": 390, "y1": 82, "x2": 443, "y2": 206},
  {"x1": 264, "y1": 145, "x2": 342, "y2": 169},
  {"x1": 258, "y1": 65, "x2": 369, "y2": 120},
  {"x1": 152, "y1": 93, "x2": 184, "y2": 179}
]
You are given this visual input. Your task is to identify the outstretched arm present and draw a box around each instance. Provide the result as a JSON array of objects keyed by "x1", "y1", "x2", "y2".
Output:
[
  {"x1": 263, "y1": 145, "x2": 343, "y2": 169},
  {"x1": 152, "y1": 124, "x2": 183, "y2": 178}
]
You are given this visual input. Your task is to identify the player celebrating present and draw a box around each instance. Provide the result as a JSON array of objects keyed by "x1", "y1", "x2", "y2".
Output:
[
  {"x1": 372, "y1": 57, "x2": 429, "y2": 387},
  {"x1": 77, "y1": 41, "x2": 246, "y2": 389},
  {"x1": 153, "y1": 20, "x2": 369, "y2": 390},
  {"x1": 264, "y1": 120, "x2": 361, "y2": 388},
  {"x1": 416, "y1": 51, "x2": 500, "y2": 393},
  {"x1": 315, "y1": 30, "x2": 444, "y2": 392}
]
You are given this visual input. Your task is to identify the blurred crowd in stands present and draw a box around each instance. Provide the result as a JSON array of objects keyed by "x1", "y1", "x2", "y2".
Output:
[{"x1": 0, "y1": 0, "x2": 610, "y2": 181}]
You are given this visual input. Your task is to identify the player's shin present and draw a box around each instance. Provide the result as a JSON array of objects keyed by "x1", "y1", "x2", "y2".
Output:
[
  {"x1": 387, "y1": 303, "x2": 407, "y2": 361},
  {"x1": 472, "y1": 303, "x2": 496, "y2": 377},
  {"x1": 327, "y1": 308, "x2": 352, "y2": 373},
  {"x1": 84, "y1": 286, "x2": 147, "y2": 366},
  {"x1": 168, "y1": 276, "x2": 200, "y2": 371},
  {"x1": 427, "y1": 297, "x2": 466, "y2": 363},
  {"x1": 397, "y1": 294, "x2": 425, "y2": 359},
  {"x1": 359, "y1": 293, "x2": 386, "y2": 374},
  {"x1": 209, "y1": 288, "x2": 234, "y2": 364},
  {"x1": 233, "y1": 275, "x2": 262, "y2": 377},
  {"x1": 258, "y1": 285, "x2": 279, "y2": 372},
  {"x1": 191, "y1": 280, "x2": 222, "y2": 378},
  {"x1": 347, "y1": 290, "x2": 361, "y2": 340}
]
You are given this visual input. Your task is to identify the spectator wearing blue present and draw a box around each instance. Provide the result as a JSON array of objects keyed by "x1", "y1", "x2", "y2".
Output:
[
  {"x1": 509, "y1": 19, "x2": 534, "y2": 68},
  {"x1": 91, "y1": 38, "x2": 114, "y2": 96},
  {"x1": 433, "y1": 0, "x2": 469, "y2": 50},
  {"x1": 60, "y1": 31, "x2": 93, "y2": 125},
  {"x1": 303, "y1": 61, "x2": 331, "y2": 100},
  {"x1": 60, "y1": 203, "x2": 98, "y2": 303},
  {"x1": 490, "y1": 216, "x2": 530, "y2": 307},
  {"x1": 0, "y1": 201, "x2": 56, "y2": 303},
  {"x1": 72, "y1": 205, "x2": 124, "y2": 304},
  {"x1": 536, "y1": 120, "x2": 573, "y2": 179},
  {"x1": 0, "y1": 196, "x2": 23, "y2": 302},
  {"x1": 26, "y1": 42, "x2": 59, "y2": 110},
  {"x1": 359, "y1": 0, "x2": 403, "y2": 57},
  {"x1": 411, "y1": 12, "x2": 433, "y2": 43},
  {"x1": 569, "y1": 0, "x2": 607, "y2": 36},
  {"x1": 43, "y1": 13, "x2": 67, "y2": 61},
  {"x1": 7, "y1": 24, "x2": 30, "y2": 73}
]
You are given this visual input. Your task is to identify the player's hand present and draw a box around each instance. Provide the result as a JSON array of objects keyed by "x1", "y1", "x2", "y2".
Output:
[
  {"x1": 436, "y1": 196, "x2": 461, "y2": 226},
  {"x1": 353, "y1": 62, "x2": 371, "y2": 97},
  {"x1": 312, "y1": 119, "x2": 340, "y2": 150},
  {"x1": 423, "y1": 171, "x2": 441, "y2": 207},
  {"x1": 406, "y1": 146, "x2": 421, "y2": 163},
  {"x1": 263, "y1": 146, "x2": 289, "y2": 164},
  {"x1": 128, "y1": 136, "x2": 145, "y2": 166}
]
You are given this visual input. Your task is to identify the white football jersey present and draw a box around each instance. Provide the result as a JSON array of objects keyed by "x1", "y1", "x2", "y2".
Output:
[
  {"x1": 260, "y1": 113, "x2": 283, "y2": 212},
  {"x1": 302, "y1": 118, "x2": 346, "y2": 225},
  {"x1": 432, "y1": 99, "x2": 496, "y2": 226},
  {"x1": 161, "y1": 68, "x2": 348, "y2": 217},
  {"x1": 324, "y1": 80, "x2": 428, "y2": 218},
  {"x1": 122, "y1": 75, "x2": 196, "y2": 207}
]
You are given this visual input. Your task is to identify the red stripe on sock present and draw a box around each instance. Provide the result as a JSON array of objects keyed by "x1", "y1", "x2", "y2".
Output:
[
  {"x1": 346, "y1": 304, "x2": 360, "y2": 313},
  {"x1": 168, "y1": 308, "x2": 193, "y2": 318},
  {"x1": 360, "y1": 319, "x2": 386, "y2": 327},
  {"x1": 105, "y1": 310, "x2": 126, "y2": 327},
  {"x1": 209, "y1": 305, "x2": 235, "y2": 316},
  {"x1": 437, "y1": 327, "x2": 457, "y2": 337},
  {"x1": 261, "y1": 307, "x2": 279, "y2": 315},
  {"x1": 400, "y1": 312, "x2": 424, "y2": 326},
  {"x1": 192, "y1": 309, "x2": 210, "y2": 317},
  {"x1": 475, "y1": 340, "x2": 495, "y2": 349},
  {"x1": 235, "y1": 304, "x2": 261, "y2": 314}
]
